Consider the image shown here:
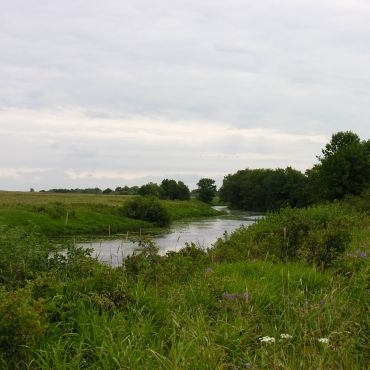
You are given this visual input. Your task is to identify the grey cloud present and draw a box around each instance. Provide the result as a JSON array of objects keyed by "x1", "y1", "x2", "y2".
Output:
[{"x1": 0, "y1": 0, "x2": 369, "y2": 189}]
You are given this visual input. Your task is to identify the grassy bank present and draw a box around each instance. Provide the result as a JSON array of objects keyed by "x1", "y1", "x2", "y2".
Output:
[
  {"x1": 0, "y1": 192, "x2": 219, "y2": 236},
  {"x1": 0, "y1": 199, "x2": 368, "y2": 369}
]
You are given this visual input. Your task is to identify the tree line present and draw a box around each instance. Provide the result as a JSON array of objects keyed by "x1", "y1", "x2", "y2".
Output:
[
  {"x1": 40, "y1": 186, "x2": 139, "y2": 195},
  {"x1": 40, "y1": 178, "x2": 218, "y2": 203},
  {"x1": 219, "y1": 131, "x2": 370, "y2": 211}
]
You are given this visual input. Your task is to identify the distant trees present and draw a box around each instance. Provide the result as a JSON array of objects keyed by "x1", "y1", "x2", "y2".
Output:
[
  {"x1": 137, "y1": 179, "x2": 191, "y2": 200},
  {"x1": 46, "y1": 187, "x2": 103, "y2": 194},
  {"x1": 45, "y1": 186, "x2": 140, "y2": 195},
  {"x1": 219, "y1": 167, "x2": 309, "y2": 211},
  {"x1": 219, "y1": 131, "x2": 370, "y2": 211},
  {"x1": 160, "y1": 179, "x2": 190, "y2": 200},
  {"x1": 306, "y1": 131, "x2": 370, "y2": 201},
  {"x1": 114, "y1": 186, "x2": 139, "y2": 195},
  {"x1": 196, "y1": 178, "x2": 217, "y2": 203},
  {"x1": 44, "y1": 180, "x2": 192, "y2": 200},
  {"x1": 138, "y1": 182, "x2": 163, "y2": 197}
]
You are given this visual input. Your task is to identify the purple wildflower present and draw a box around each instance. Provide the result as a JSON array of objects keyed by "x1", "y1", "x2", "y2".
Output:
[
  {"x1": 206, "y1": 267, "x2": 213, "y2": 273},
  {"x1": 243, "y1": 292, "x2": 249, "y2": 302},
  {"x1": 224, "y1": 293, "x2": 235, "y2": 301},
  {"x1": 319, "y1": 300, "x2": 324, "y2": 305},
  {"x1": 245, "y1": 363, "x2": 252, "y2": 369},
  {"x1": 236, "y1": 293, "x2": 241, "y2": 298},
  {"x1": 360, "y1": 252, "x2": 367, "y2": 258}
]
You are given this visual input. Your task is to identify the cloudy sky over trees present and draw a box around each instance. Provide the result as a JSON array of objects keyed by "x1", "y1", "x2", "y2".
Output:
[{"x1": 1, "y1": 0, "x2": 369, "y2": 190}]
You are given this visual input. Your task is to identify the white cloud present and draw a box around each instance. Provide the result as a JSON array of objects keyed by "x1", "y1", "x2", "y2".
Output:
[{"x1": 0, "y1": 0, "x2": 369, "y2": 189}]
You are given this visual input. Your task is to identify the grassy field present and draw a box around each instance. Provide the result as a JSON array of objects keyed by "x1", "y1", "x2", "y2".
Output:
[
  {"x1": 0, "y1": 192, "x2": 219, "y2": 236},
  {"x1": 0, "y1": 198, "x2": 368, "y2": 369}
]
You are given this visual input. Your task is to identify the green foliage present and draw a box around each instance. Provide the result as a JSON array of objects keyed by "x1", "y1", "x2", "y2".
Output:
[
  {"x1": 160, "y1": 179, "x2": 190, "y2": 200},
  {"x1": 0, "y1": 227, "x2": 53, "y2": 288},
  {"x1": 219, "y1": 167, "x2": 309, "y2": 211},
  {"x1": 114, "y1": 185, "x2": 139, "y2": 195},
  {"x1": 118, "y1": 197, "x2": 171, "y2": 227},
  {"x1": 138, "y1": 182, "x2": 163, "y2": 197},
  {"x1": 0, "y1": 210, "x2": 368, "y2": 369},
  {"x1": 102, "y1": 187, "x2": 113, "y2": 194},
  {"x1": 213, "y1": 203, "x2": 361, "y2": 267},
  {"x1": 196, "y1": 178, "x2": 217, "y2": 203},
  {"x1": 0, "y1": 193, "x2": 219, "y2": 236},
  {"x1": 307, "y1": 131, "x2": 370, "y2": 201},
  {"x1": 0, "y1": 286, "x2": 47, "y2": 361},
  {"x1": 344, "y1": 186, "x2": 370, "y2": 213}
]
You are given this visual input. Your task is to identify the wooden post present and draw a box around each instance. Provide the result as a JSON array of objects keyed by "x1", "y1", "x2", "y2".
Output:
[{"x1": 108, "y1": 224, "x2": 111, "y2": 237}]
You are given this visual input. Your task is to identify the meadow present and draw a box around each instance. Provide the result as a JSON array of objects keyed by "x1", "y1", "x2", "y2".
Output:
[
  {"x1": 0, "y1": 192, "x2": 368, "y2": 369},
  {"x1": 0, "y1": 191, "x2": 219, "y2": 236}
]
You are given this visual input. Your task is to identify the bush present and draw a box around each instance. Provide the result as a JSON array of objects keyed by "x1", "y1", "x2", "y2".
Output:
[
  {"x1": 0, "y1": 228, "x2": 53, "y2": 288},
  {"x1": 0, "y1": 286, "x2": 47, "y2": 360},
  {"x1": 212, "y1": 204, "x2": 361, "y2": 267},
  {"x1": 118, "y1": 197, "x2": 171, "y2": 227}
]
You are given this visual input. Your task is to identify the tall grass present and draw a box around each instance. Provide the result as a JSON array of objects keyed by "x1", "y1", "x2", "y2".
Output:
[{"x1": 0, "y1": 201, "x2": 368, "y2": 369}]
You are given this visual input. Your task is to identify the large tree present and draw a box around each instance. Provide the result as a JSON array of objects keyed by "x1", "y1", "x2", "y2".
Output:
[
  {"x1": 196, "y1": 178, "x2": 217, "y2": 203},
  {"x1": 219, "y1": 167, "x2": 309, "y2": 211},
  {"x1": 307, "y1": 131, "x2": 370, "y2": 201},
  {"x1": 138, "y1": 182, "x2": 163, "y2": 197},
  {"x1": 160, "y1": 179, "x2": 190, "y2": 200}
]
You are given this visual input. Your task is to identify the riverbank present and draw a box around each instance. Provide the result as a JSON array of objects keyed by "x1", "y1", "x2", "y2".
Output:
[
  {"x1": 0, "y1": 191, "x2": 220, "y2": 236},
  {"x1": 0, "y1": 198, "x2": 368, "y2": 369}
]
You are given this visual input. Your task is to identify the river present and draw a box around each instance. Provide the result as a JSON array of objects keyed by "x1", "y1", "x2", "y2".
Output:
[{"x1": 79, "y1": 206, "x2": 262, "y2": 267}]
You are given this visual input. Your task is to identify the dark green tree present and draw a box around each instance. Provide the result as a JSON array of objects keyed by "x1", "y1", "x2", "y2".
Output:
[
  {"x1": 219, "y1": 167, "x2": 309, "y2": 211},
  {"x1": 307, "y1": 131, "x2": 370, "y2": 201},
  {"x1": 160, "y1": 179, "x2": 180, "y2": 200},
  {"x1": 176, "y1": 181, "x2": 191, "y2": 200},
  {"x1": 118, "y1": 197, "x2": 171, "y2": 227},
  {"x1": 102, "y1": 188, "x2": 113, "y2": 194},
  {"x1": 160, "y1": 179, "x2": 190, "y2": 200},
  {"x1": 138, "y1": 182, "x2": 162, "y2": 197},
  {"x1": 196, "y1": 178, "x2": 217, "y2": 203}
]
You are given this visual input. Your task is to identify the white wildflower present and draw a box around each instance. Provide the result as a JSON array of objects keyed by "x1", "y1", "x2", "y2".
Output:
[
  {"x1": 318, "y1": 338, "x2": 329, "y2": 344},
  {"x1": 280, "y1": 333, "x2": 293, "y2": 339},
  {"x1": 259, "y1": 336, "x2": 275, "y2": 343}
]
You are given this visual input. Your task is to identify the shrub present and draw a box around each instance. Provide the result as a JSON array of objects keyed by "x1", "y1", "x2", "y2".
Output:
[
  {"x1": 118, "y1": 197, "x2": 171, "y2": 227},
  {"x1": 212, "y1": 204, "x2": 361, "y2": 267},
  {"x1": 0, "y1": 228, "x2": 53, "y2": 288},
  {"x1": 0, "y1": 286, "x2": 47, "y2": 360}
]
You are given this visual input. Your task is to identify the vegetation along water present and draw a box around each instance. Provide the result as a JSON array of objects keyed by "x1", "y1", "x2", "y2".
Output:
[{"x1": 0, "y1": 131, "x2": 369, "y2": 369}]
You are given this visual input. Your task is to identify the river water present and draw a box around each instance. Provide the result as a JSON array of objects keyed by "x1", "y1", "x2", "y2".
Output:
[{"x1": 79, "y1": 206, "x2": 262, "y2": 267}]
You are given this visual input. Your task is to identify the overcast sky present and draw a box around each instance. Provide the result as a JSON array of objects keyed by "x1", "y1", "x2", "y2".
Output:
[{"x1": 1, "y1": 0, "x2": 369, "y2": 191}]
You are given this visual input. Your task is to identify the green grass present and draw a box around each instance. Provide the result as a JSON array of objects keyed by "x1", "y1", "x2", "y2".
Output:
[
  {"x1": 0, "y1": 199, "x2": 368, "y2": 369},
  {"x1": 0, "y1": 192, "x2": 219, "y2": 236},
  {"x1": 1, "y1": 247, "x2": 368, "y2": 369},
  {"x1": 0, "y1": 191, "x2": 134, "y2": 207}
]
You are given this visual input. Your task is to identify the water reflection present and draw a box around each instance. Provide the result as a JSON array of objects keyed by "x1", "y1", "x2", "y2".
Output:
[{"x1": 79, "y1": 208, "x2": 262, "y2": 267}]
